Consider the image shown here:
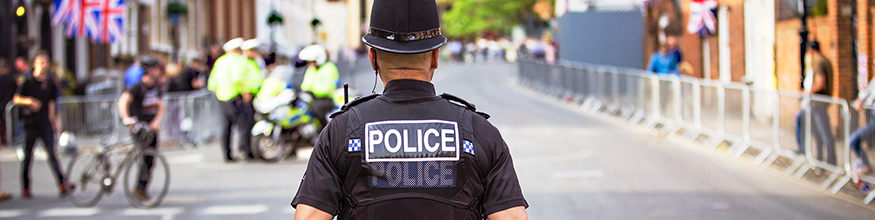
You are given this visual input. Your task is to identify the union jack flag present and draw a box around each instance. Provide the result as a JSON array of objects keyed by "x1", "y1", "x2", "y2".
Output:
[
  {"x1": 687, "y1": 0, "x2": 717, "y2": 37},
  {"x1": 52, "y1": 0, "x2": 125, "y2": 43},
  {"x1": 96, "y1": 0, "x2": 126, "y2": 43}
]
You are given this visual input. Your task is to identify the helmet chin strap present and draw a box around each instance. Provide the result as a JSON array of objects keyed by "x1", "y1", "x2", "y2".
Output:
[
  {"x1": 372, "y1": 52, "x2": 379, "y2": 94},
  {"x1": 372, "y1": 70, "x2": 379, "y2": 94}
]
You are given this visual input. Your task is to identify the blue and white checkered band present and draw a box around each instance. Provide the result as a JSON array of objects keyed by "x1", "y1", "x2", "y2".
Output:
[
  {"x1": 463, "y1": 140, "x2": 474, "y2": 155},
  {"x1": 348, "y1": 139, "x2": 362, "y2": 152},
  {"x1": 365, "y1": 120, "x2": 459, "y2": 162}
]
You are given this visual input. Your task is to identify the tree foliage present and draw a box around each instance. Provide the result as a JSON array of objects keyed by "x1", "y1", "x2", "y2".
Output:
[{"x1": 439, "y1": 0, "x2": 546, "y2": 39}]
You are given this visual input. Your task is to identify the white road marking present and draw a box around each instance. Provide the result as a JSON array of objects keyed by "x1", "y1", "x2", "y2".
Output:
[
  {"x1": 161, "y1": 195, "x2": 205, "y2": 205},
  {"x1": 202, "y1": 205, "x2": 269, "y2": 215},
  {"x1": 297, "y1": 148, "x2": 314, "y2": 160},
  {"x1": 38, "y1": 208, "x2": 100, "y2": 217},
  {"x1": 711, "y1": 203, "x2": 731, "y2": 210},
  {"x1": 121, "y1": 207, "x2": 184, "y2": 220},
  {"x1": 516, "y1": 151, "x2": 595, "y2": 165},
  {"x1": 553, "y1": 170, "x2": 605, "y2": 179},
  {"x1": 0, "y1": 209, "x2": 26, "y2": 218},
  {"x1": 166, "y1": 153, "x2": 204, "y2": 164}
]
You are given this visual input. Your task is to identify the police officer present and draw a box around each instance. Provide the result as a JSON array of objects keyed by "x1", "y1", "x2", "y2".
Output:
[
  {"x1": 291, "y1": 0, "x2": 528, "y2": 219},
  {"x1": 208, "y1": 38, "x2": 258, "y2": 161},
  {"x1": 298, "y1": 44, "x2": 340, "y2": 130}
]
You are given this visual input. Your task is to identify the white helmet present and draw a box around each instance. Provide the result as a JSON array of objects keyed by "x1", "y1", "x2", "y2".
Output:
[{"x1": 299, "y1": 45, "x2": 327, "y2": 66}]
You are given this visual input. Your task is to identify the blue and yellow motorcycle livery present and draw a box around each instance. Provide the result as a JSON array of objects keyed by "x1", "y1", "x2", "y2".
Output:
[{"x1": 251, "y1": 77, "x2": 321, "y2": 162}]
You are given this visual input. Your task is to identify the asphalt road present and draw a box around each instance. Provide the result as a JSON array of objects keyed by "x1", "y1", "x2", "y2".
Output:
[{"x1": 1, "y1": 62, "x2": 874, "y2": 219}]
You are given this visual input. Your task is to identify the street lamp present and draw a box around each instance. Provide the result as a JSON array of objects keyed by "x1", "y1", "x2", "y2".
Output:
[
  {"x1": 166, "y1": 0, "x2": 189, "y2": 61},
  {"x1": 799, "y1": 0, "x2": 809, "y2": 88}
]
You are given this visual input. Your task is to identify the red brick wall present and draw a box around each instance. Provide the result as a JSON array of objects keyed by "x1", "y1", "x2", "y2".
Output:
[
  {"x1": 723, "y1": 0, "x2": 746, "y2": 82},
  {"x1": 775, "y1": 18, "x2": 836, "y2": 90},
  {"x1": 832, "y1": 0, "x2": 857, "y2": 100}
]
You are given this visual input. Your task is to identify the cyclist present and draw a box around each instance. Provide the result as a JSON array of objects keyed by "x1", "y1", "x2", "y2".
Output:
[{"x1": 117, "y1": 57, "x2": 165, "y2": 202}]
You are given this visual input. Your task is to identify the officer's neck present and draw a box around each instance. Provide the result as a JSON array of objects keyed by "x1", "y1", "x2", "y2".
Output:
[{"x1": 380, "y1": 70, "x2": 434, "y2": 86}]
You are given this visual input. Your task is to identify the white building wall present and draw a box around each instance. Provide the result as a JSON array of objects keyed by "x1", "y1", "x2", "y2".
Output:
[{"x1": 260, "y1": 0, "x2": 349, "y2": 60}]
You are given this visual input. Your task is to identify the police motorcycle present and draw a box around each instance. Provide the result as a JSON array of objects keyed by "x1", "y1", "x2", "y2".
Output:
[{"x1": 251, "y1": 67, "x2": 321, "y2": 162}]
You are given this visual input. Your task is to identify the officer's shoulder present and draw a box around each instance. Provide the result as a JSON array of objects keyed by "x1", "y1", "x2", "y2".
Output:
[
  {"x1": 440, "y1": 93, "x2": 490, "y2": 120},
  {"x1": 329, "y1": 94, "x2": 381, "y2": 119}
]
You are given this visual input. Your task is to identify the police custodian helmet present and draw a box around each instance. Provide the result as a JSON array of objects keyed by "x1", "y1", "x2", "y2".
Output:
[{"x1": 361, "y1": 0, "x2": 448, "y2": 54}]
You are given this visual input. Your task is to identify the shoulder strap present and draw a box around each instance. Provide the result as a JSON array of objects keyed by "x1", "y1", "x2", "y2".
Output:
[
  {"x1": 440, "y1": 93, "x2": 490, "y2": 119},
  {"x1": 330, "y1": 94, "x2": 380, "y2": 119}
]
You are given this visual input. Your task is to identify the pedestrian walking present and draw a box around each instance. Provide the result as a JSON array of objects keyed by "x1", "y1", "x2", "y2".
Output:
[
  {"x1": 208, "y1": 38, "x2": 257, "y2": 162},
  {"x1": 850, "y1": 77, "x2": 875, "y2": 177},
  {"x1": 13, "y1": 53, "x2": 68, "y2": 198},
  {"x1": 795, "y1": 41, "x2": 836, "y2": 167},
  {"x1": 117, "y1": 57, "x2": 165, "y2": 202},
  {"x1": 291, "y1": 0, "x2": 528, "y2": 219}
]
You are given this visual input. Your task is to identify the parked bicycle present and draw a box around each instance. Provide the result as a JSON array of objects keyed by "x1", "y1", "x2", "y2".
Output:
[{"x1": 66, "y1": 122, "x2": 170, "y2": 208}]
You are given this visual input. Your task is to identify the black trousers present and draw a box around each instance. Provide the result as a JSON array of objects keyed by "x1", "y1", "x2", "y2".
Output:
[
  {"x1": 21, "y1": 126, "x2": 65, "y2": 189},
  {"x1": 220, "y1": 97, "x2": 255, "y2": 160},
  {"x1": 311, "y1": 98, "x2": 336, "y2": 131},
  {"x1": 134, "y1": 130, "x2": 158, "y2": 191}
]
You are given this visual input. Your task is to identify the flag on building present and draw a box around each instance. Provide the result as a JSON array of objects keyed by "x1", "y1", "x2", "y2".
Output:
[
  {"x1": 687, "y1": 0, "x2": 717, "y2": 37},
  {"x1": 52, "y1": 0, "x2": 125, "y2": 43}
]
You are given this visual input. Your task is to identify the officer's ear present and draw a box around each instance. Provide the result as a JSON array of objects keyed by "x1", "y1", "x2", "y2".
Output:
[
  {"x1": 430, "y1": 48, "x2": 440, "y2": 70},
  {"x1": 368, "y1": 48, "x2": 379, "y2": 72}
]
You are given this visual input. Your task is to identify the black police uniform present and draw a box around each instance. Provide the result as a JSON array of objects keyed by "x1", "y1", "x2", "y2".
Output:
[{"x1": 291, "y1": 79, "x2": 528, "y2": 219}]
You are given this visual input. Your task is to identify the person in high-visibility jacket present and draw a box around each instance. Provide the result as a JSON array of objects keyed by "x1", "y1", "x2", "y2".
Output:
[
  {"x1": 241, "y1": 39, "x2": 265, "y2": 95},
  {"x1": 207, "y1": 38, "x2": 259, "y2": 162},
  {"x1": 298, "y1": 45, "x2": 340, "y2": 131}
]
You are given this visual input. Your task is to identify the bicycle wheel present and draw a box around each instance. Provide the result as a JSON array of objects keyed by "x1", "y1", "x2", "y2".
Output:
[
  {"x1": 123, "y1": 148, "x2": 170, "y2": 208},
  {"x1": 66, "y1": 153, "x2": 106, "y2": 207}
]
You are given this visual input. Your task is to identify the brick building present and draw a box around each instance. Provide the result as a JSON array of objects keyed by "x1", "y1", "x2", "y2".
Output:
[{"x1": 645, "y1": 0, "x2": 862, "y2": 101}]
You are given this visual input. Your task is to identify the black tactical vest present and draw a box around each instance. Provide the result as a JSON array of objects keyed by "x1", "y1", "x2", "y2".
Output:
[{"x1": 334, "y1": 94, "x2": 489, "y2": 220}]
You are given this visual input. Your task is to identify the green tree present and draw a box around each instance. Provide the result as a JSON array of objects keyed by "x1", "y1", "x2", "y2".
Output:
[{"x1": 439, "y1": 0, "x2": 547, "y2": 39}]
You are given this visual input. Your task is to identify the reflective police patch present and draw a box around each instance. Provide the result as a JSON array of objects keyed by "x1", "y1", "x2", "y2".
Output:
[
  {"x1": 463, "y1": 140, "x2": 474, "y2": 155},
  {"x1": 348, "y1": 139, "x2": 361, "y2": 152},
  {"x1": 365, "y1": 120, "x2": 460, "y2": 162},
  {"x1": 369, "y1": 161, "x2": 455, "y2": 188}
]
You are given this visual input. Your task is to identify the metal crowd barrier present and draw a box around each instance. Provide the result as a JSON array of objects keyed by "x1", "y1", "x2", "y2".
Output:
[
  {"x1": 517, "y1": 59, "x2": 875, "y2": 204},
  {"x1": 4, "y1": 90, "x2": 222, "y2": 158}
]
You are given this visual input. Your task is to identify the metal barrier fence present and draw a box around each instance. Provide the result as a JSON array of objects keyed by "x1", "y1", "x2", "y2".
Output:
[
  {"x1": 4, "y1": 90, "x2": 222, "y2": 155},
  {"x1": 517, "y1": 59, "x2": 875, "y2": 204}
]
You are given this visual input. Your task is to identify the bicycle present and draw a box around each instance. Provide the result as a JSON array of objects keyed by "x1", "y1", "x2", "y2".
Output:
[{"x1": 66, "y1": 122, "x2": 170, "y2": 208}]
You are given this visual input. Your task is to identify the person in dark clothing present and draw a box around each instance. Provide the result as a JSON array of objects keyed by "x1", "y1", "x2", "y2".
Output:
[
  {"x1": 795, "y1": 41, "x2": 836, "y2": 166},
  {"x1": 167, "y1": 60, "x2": 205, "y2": 92},
  {"x1": 205, "y1": 44, "x2": 224, "y2": 80},
  {"x1": 291, "y1": 0, "x2": 528, "y2": 219},
  {"x1": 14, "y1": 57, "x2": 30, "y2": 78},
  {"x1": 0, "y1": 58, "x2": 15, "y2": 201},
  {"x1": 13, "y1": 53, "x2": 68, "y2": 198},
  {"x1": 1, "y1": 58, "x2": 17, "y2": 145},
  {"x1": 118, "y1": 57, "x2": 165, "y2": 202}
]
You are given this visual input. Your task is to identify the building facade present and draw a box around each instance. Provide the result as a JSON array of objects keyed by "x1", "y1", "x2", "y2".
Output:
[
  {"x1": 644, "y1": 0, "x2": 861, "y2": 101},
  {"x1": 1, "y1": 0, "x2": 259, "y2": 83}
]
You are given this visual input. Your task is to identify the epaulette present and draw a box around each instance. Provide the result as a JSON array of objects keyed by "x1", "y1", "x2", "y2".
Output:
[
  {"x1": 329, "y1": 94, "x2": 380, "y2": 119},
  {"x1": 440, "y1": 93, "x2": 490, "y2": 119}
]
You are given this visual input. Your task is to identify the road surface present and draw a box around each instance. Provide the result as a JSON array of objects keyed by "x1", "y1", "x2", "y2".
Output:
[{"x1": 0, "y1": 63, "x2": 873, "y2": 219}]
